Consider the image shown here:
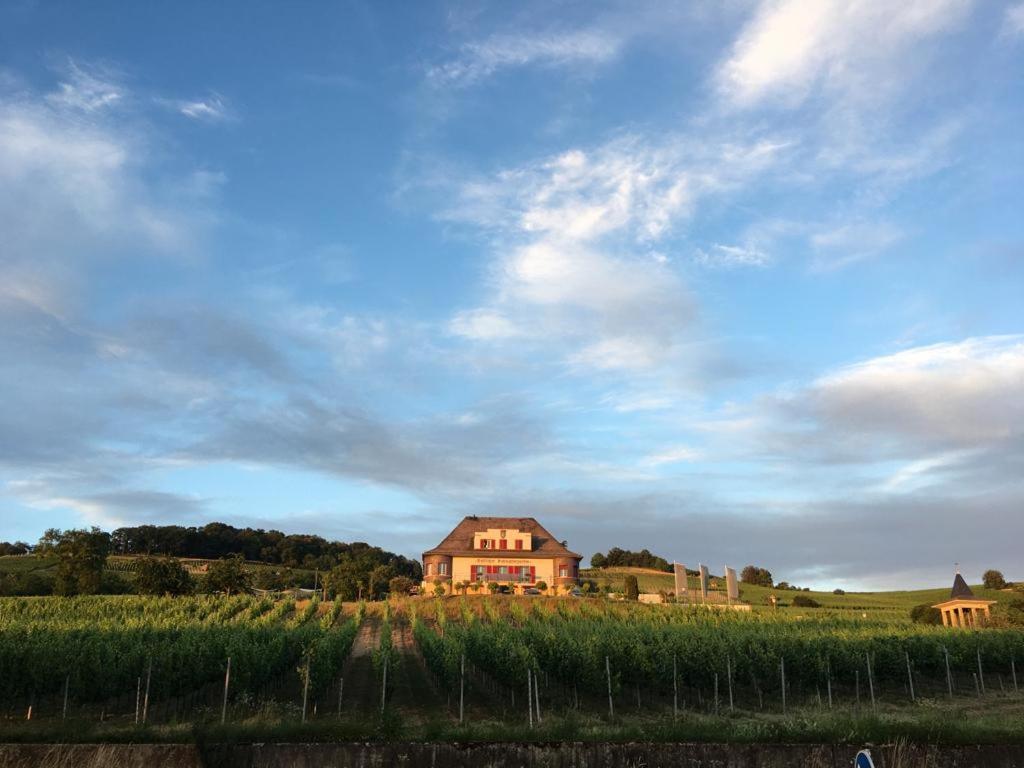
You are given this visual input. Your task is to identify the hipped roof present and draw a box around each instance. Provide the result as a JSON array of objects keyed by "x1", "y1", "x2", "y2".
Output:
[{"x1": 423, "y1": 516, "x2": 581, "y2": 559}]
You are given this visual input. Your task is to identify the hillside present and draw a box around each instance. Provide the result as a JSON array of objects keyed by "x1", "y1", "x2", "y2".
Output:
[{"x1": 581, "y1": 566, "x2": 1016, "y2": 622}]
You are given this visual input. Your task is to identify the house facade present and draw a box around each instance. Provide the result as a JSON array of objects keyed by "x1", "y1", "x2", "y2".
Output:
[{"x1": 422, "y1": 516, "x2": 582, "y2": 595}]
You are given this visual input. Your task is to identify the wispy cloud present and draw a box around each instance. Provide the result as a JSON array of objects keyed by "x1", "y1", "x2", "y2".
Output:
[
  {"x1": 694, "y1": 243, "x2": 771, "y2": 269},
  {"x1": 176, "y1": 92, "x2": 231, "y2": 121},
  {"x1": 1002, "y1": 2, "x2": 1024, "y2": 38},
  {"x1": 45, "y1": 61, "x2": 123, "y2": 112},
  {"x1": 428, "y1": 28, "x2": 623, "y2": 87},
  {"x1": 810, "y1": 220, "x2": 905, "y2": 270}
]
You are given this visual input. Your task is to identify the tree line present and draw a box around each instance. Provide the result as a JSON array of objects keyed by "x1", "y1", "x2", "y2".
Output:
[{"x1": 1, "y1": 524, "x2": 422, "y2": 599}]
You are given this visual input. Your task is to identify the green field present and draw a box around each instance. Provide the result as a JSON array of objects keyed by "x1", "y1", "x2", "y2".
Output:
[
  {"x1": 581, "y1": 567, "x2": 1015, "y2": 622},
  {"x1": 2, "y1": 593, "x2": 1023, "y2": 746}
]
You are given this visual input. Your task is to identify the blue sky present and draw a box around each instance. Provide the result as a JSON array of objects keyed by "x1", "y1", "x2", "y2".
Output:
[{"x1": 1, "y1": 0, "x2": 1023, "y2": 589}]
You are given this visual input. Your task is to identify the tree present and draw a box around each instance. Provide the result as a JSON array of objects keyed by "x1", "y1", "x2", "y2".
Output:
[
  {"x1": 791, "y1": 594, "x2": 820, "y2": 608},
  {"x1": 486, "y1": 581, "x2": 500, "y2": 594},
  {"x1": 0, "y1": 541, "x2": 30, "y2": 556},
  {"x1": 43, "y1": 528, "x2": 111, "y2": 596},
  {"x1": 389, "y1": 575, "x2": 415, "y2": 596},
  {"x1": 202, "y1": 555, "x2": 251, "y2": 596},
  {"x1": 534, "y1": 580, "x2": 548, "y2": 593},
  {"x1": 983, "y1": 570, "x2": 1007, "y2": 590},
  {"x1": 623, "y1": 575, "x2": 640, "y2": 601},
  {"x1": 433, "y1": 583, "x2": 447, "y2": 598},
  {"x1": 469, "y1": 581, "x2": 482, "y2": 594},
  {"x1": 910, "y1": 603, "x2": 943, "y2": 625},
  {"x1": 590, "y1": 552, "x2": 607, "y2": 568},
  {"x1": 367, "y1": 564, "x2": 396, "y2": 600},
  {"x1": 135, "y1": 556, "x2": 193, "y2": 595},
  {"x1": 740, "y1": 565, "x2": 774, "y2": 587}
]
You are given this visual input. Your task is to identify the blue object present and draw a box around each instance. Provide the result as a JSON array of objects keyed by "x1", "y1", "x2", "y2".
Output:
[{"x1": 855, "y1": 750, "x2": 875, "y2": 768}]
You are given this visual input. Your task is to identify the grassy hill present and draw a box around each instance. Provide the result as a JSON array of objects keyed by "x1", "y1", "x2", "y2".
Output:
[{"x1": 581, "y1": 566, "x2": 1017, "y2": 622}]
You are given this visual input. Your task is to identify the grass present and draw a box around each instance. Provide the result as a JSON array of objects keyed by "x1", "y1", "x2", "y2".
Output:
[{"x1": 2, "y1": 701, "x2": 1024, "y2": 745}]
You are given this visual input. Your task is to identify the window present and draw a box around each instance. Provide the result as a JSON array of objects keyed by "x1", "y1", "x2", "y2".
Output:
[
  {"x1": 480, "y1": 539, "x2": 491, "y2": 549},
  {"x1": 439, "y1": 562, "x2": 449, "y2": 575},
  {"x1": 559, "y1": 566, "x2": 569, "y2": 578},
  {"x1": 515, "y1": 540, "x2": 523, "y2": 550}
]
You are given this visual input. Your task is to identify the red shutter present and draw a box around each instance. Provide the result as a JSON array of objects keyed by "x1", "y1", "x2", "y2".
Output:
[
  {"x1": 500, "y1": 540, "x2": 507, "y2": 550},
  {"x1": 515, "y1": 540, "x2": 523, "y2": 550}
]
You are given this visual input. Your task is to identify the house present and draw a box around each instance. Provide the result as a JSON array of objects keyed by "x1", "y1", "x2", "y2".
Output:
[
  {"x1": 422, "y1": 516, "x2": 582, "y2": 595},
  {"x1": 932, "y1": 572, "x2": 996, "y2": 627}
]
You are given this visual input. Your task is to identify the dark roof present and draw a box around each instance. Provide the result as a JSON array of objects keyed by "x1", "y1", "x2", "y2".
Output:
[
  {"x1": 423, "y1": 516, "x2": 581, "y2": 559},
  {"x1": 951, "y1": 572, "x2": 975, "y2": 599}
]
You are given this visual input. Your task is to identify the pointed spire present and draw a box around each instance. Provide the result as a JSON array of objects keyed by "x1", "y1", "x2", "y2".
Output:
[{"x1": 951, "y1": 571, "x2": 974, "y2": 599}]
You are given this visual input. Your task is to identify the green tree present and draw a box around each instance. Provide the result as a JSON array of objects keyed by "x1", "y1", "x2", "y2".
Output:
[
  {"x1": 910, "y1": 603, "x2": 943, "y2": 625},
  {"x1": 202, "y1": 555, "x2": 251, "y2": 596},
  {"x1": 135, "y1": 556, "x2": 193, "y2": 595},
  {"x1": 983, "y1": 570, "x2": 1007, "y2": 590},
  {"x1": 534, "y1": 580, "x2": 548, "y2": 593},
  {"x1": 325, "y1": 560, "x2": 367, "y2": 601},
  {"x1": 623, "y1": 574, "x2": 640, "y2": 601},
  {"x1": 389, "y1": 575, "x2": 415, "y2": 596},
  {"x1": 486, "y1": 581, "x2": 500, "y2": 594},
  {"x1": 433, "y1": 583, "x2": 447, "y2": 598},
  {"x1": 590, "y1": 552, "x2": 607, "y2": 568},
  {"x1": 43, "y1": 528, "x2": 111, "y2": 596},
  {"x1": 791, "y1": 594, "x2": 821, "y2": 608},
  {"x1": 740, "y1": 565, "x2": 774, "y2": 587}
]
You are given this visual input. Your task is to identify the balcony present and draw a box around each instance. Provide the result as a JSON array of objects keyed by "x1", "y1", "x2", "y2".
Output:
[{"x1": 471, "y1": 573, "x2": 533, "y2": 583}]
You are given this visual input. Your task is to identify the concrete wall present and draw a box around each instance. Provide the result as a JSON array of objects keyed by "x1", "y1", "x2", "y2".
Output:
[{"x1": 2, "y1": 742, "x2": 1023, "y2": 768}]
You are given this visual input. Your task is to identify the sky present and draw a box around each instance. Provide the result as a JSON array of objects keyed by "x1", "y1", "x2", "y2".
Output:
[{"x1": 1, "y1": 1, "x2": 1022, "y2": 590}]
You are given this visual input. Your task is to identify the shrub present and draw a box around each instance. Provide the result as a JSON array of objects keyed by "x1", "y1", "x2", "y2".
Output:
[
  {"x1": 983, "y1": 570, "x2": 1007, "y2": 590},
  {"x1": 389, "y1": 575, "x2": 415, "y2": 596},
  {"x1": 791, "y1": 594, "x2": 820, "y2": 608},
  {"x1": 910, "y1": 603, "x2": 943, "y2": 625},
  {"x1": 534, "y1": 580, "x2": 548, "y2": 592},
  {"x1": 833, "y1": 588, "x2": 846, "y2": 595}
]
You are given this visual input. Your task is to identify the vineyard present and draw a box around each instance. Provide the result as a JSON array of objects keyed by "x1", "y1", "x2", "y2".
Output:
[
  {"x1": 0, "y1": 595, "x2": 359, "y2": 724},
  {"x1": 2, "y1": 595, "x2": 1024, "y2": 744},
  {"x1": 413, "y1": 598, "x2": 1024, "y2": 720}
]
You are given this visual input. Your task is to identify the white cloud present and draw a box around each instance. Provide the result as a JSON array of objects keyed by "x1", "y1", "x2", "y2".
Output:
[
  {"x1": 45, "y1": 61, "x2": 123, "y2": 112},
  {"x1": 444, "y1": 134, "x2": 790, "y2": 373},
  {"x1": 806, "y1": 336, "x2": 1024, "y2": 447},
  {"x1": 450, "y1": 309, "x2": 520, "y2": 340},
  {"x1": 1002, "y1": 3, "x2": 1024, "y2": 37},
  {"x1": 641, "y1": 445, "x2": 702, "y2": 467},
  {"x1": 178, "y1": 93, "x2": 230, "y2": 121},
  {"x1": 718, "y1": 0, "x2": 974, "y2": 108},
  {"x1": 694, "y1": 243, "x2": 771, "y2": 268},
  {"x1": 428, "y1": 28, "x2": 623, "y2": 87},
  {"x1": 810, "y1": 220, "x2": 904, "y2": 270}
]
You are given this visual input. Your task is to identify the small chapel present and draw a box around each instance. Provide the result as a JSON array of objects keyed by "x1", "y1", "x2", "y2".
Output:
[{"x1": 932, "y1": 572, "x2": 996, "y2": 628}]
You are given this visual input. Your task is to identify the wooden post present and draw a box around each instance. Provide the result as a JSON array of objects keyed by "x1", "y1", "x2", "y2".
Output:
[
  {"x1": 727, "y1": 656, "x2": 734, "y2": 713},
  {"x1": 714, "y1": 673, "x2": 719, "y2": 714},
  {"x1": 1012, "y1": 658, "x2": 1018, "y2": 693},
  {"x1": 527, "y1": 669, "x2": 533, "y2": 728},
  {"x1": 855, "y1": 669, "x2": 860, "y2": 707},
  {"x1": 142, "y1": 659, "x2": 152, "y2": 724},
  {"x1": 534, "y1": 667, "x2": 542, "y2": 723},
  {"x1": 943, "y1": 646, "x2": 953, "y2": 699},
  {"x1": 606, "y1": 656, "x2": 614, "y2": 718},
  {"x1": 459, "y1": 654, "x2": 465, "y2": 724},
  {"x1": 973, "y1": 672, "x2": 981, "y2": 698},
  {"x1": 135, "y1": 676, "x2": 142, "y2": 725},
  {"x1": 905, "y1": 651, "x2": 915, "y2": 703},
  {"x1": 866, "y1": 652, "x2": 875, "y2": 711},
  {"x1": 977, "y1": 647, "x2": 986, "y2": 695},
  {"x1": 301, "y1": 656, "x2": 310, "y2": 723},
  {"x1": 380, "y1": 654, "x2": 388, "y2": 713},
  {"x1": 221, "y1": 656, "x2": 231, "y2": 724},
  {"x1": 780, "y1": 658, "x2": 786, "y2": 714},
  {"x1": 826, "y1": 659, "x2": 832, "y2": 709},
  {"x1": 26, "y1": 705, "x2": 32, "y2": 721},
  {"x1": 672, "y1": 653, "x2": 678, "y2": 720},
  {"x1": 337, "y1": 675, "x2": 344, "y2": 716},
  {"x1": 62, "y1": 675, "x2": 70, "y2": 721}
]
